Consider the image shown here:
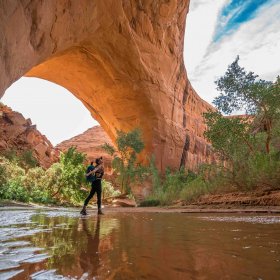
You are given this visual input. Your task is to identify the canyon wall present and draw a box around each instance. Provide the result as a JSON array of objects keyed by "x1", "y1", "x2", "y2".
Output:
[
  {"x1": 0, "y1": 104, "x2": 58, "y2": 168},
  {"x1": 0, "y1": 0, "x2": 214, "y2": 172}
]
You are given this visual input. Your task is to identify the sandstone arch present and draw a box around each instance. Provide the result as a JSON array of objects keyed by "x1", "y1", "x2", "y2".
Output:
[{"x1": 0, "y1": 0, "x2": 214, "y2": 172}]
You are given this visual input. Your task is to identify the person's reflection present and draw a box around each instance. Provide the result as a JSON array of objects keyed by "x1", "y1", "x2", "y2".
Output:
[{"x1": 79, "y1": 216, "x2": 101, "y2": 278}]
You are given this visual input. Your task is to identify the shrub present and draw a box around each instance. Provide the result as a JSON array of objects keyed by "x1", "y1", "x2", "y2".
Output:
[
  {"x1": 141, "y1": 168, "x2": 198, "y2": 206},
  {"x1": 48, "y1": 147, "x2": 87, "y2": 205},
  {"x1": 102, "y1": 180, "x2": 121, "y2": 198},
  {"x1": 1, "y1": 180, "x2": 29, "y2": 202},
  {"x1": 102, "y1": 128, "x2": 145, "y2": 194},
  {"x1": 139, "y1": 199, "x2": 160, "y2": 207}
]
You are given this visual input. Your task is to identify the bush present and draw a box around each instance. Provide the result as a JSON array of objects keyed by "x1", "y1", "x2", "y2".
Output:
[
  {"x1": 179, "y1": 176, "x2": 219, "y2": 203},
  {"x1": 20, "y1": 150, "x2": 38, "y2": 169},
  {"x1": 1, "y1": 180, "x2": 29, "y2": 202},
  {"x1": 102, "y1": 128, "x2": 145, "y2": 194},
  {"x1": 48, "y1": 147, "x2": 87, "y2": 205},
  {"x1": 139, "y1": 199, "x2": 160, "y2": 207},
  {"x1": 0, "y1": 148, "x2": 89, "y2": 206},
  {"x1": 227, "y1": 151, "x2": 280, "y2": 190},
  {"x1": 102, "y1": 180, "x2": 121, "y2": 198},
  {"x1": 141, "y1": 168, "x2": 199, "y2": 206}
]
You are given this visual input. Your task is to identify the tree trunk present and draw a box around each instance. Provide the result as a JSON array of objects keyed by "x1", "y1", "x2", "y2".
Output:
[{"x1": 265, "y1": 118, "x2": 272, "y2": 154}]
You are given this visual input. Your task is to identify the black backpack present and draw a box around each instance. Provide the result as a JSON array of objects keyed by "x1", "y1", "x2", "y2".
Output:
[{"x1": 85, "y1": 166, "x2": 95, "y2": 182}]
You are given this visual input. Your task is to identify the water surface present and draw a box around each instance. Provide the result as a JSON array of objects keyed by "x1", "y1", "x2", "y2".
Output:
[{"x1": 0, "y1": 208, "x2": 279, "y2": 279}]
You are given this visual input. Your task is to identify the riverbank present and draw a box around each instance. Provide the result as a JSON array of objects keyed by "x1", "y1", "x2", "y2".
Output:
[
  {"x1": 1, "y1": 200, "x2": 280, "y2": 214},
  {"x1": 184, "y1": 188, "x2": 280, "y2": 207},
  {"x1": 1, "y1": 187, "x2": 280, "y2": 213}
]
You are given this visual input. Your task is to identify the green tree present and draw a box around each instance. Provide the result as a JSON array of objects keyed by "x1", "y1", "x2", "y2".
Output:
[
  {"x1": 213, "y1": 56, "x2": 280, "y2": 153},
  {"x1": 102, "y1": 128, "x2": 145, "y2": 193},
  {"x1": 1, "y1": 149, "x2": 38, "y2": 170},
  {"x1": 50, "y1": 147, "x2": 87, "y2": 204},
  {"x1": 20, "y1": 150, "x2": 39, "y2": 169},
  {"x1": 204, "y1": 112, "x2": 255, "y2": 160},
  {"x1": 204, "y1": 57, "x2": 280, "y2": 189},
  {"x1": 0, "y1": 156, "x2": 28, "y2": 202}
]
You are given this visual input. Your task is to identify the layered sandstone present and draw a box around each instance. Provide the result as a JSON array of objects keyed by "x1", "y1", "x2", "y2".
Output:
[
  {"x1": 56, "y1": 125, "x2": 113, "y2": 171},
  {"x1": 0, "y1": 0, "x2": 214, "y2": 172},
  {"x1": 0, "y1": 104, "x2": 58, "y2": 168}
]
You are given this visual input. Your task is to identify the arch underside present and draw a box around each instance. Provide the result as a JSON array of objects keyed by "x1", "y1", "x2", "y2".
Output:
[{"x1": 26, "y1": 46, "x2": 156, "y2": 160}]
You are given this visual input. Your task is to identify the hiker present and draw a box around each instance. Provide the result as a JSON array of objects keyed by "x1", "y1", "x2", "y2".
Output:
[{"x1": 81, "y1": 157, "x2": 104, "y2": 215}]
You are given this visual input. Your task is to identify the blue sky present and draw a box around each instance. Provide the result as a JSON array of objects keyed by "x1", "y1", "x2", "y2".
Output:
[
  {"x1": 2, "y1": 0, "x2": 280, "y2": 145},
  {"x1": 184, "y1": 0, "x2": 280, "y2": 103},
  {"x1": 214, "y1": 0, "x2": 271, "y2": 41}
]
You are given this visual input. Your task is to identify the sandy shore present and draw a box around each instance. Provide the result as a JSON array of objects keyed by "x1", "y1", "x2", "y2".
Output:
[
  {"x1": 1, "y1": 188, "x2": 280, "y2": 214},
  {"x1": 1, "y1": 202, "x2": 280, "y2": 214}
]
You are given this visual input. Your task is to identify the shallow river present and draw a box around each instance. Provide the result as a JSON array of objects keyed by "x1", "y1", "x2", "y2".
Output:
[{"x1": 0, "y1": 208, "x2": 279, "y2": 280}]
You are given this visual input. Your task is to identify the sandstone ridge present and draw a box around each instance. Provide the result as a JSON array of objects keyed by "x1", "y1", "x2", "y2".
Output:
[{"x1": 0, "y1": 104, "x2": 58, "y2": 168}]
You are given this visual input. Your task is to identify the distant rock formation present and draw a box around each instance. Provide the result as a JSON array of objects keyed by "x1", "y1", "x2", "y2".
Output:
[
  {"x1": 56, "y1": 126, "x2": 113, "y2": 171},
  {"x1": 0, "y1": 104, "x2": 59, "y2": 168}
]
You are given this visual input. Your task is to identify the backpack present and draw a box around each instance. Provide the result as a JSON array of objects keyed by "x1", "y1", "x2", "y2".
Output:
[{"x1": 85, "y1": 165, "x2": 95, "y2": 183}]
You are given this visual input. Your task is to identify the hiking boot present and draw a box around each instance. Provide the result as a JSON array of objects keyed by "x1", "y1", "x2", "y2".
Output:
[
  {"x1": 80, "y1": 207, "x2": 87, "y2": 215},
  {"x1": 97, "y1": 209, "x2": 104, "y2": 215}
]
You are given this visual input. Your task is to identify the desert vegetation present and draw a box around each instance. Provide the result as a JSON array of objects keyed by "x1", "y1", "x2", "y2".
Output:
[
  {"x1": 141, "y1": 57, "x2": 280, "y2": 206},
  {"x1": 101, "y1": 128, "x2": 146, "y2": 194},
  {"x1": 0, "y1": 147, "x2": 118, "y2": 206}
]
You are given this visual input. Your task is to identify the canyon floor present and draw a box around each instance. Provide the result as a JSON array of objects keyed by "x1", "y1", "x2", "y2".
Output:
[{"x1": 1, "y1": 189, "x2": 280, "y2": 213}]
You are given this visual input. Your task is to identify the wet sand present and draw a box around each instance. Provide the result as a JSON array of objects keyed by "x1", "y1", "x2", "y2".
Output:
[{"x1": 1, "y1": 202, "x2": 280, "y2": 214}]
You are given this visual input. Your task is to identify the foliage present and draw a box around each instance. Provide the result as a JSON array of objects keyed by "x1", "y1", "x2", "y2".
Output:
[
  {"x1": 102, "y1": 180, "x2": 121, "y2": 198},
  {"x1": 203, "y1": 56, "x2": 280, "y2": 190},
  {"x1": 0, "y1": 156, "x2": 28, "y2": 202},
  {"x1": 212, "y1": 56, "x2": 280, "y2": 154},
  {"x1": 1, "y1": 149, "x2": 18, "y2": 162},
  {"x1": 0, "y1": 146, "x2": 122, "y2": 205},
  {"x1": 48, "y1": 147, "x2": 87, "y2": 204},
  {"x1": 141, "y1": 167, "x2": 199, "y2": 206},
  {"x1": 204, "y1": 112, "x2": 255, "y2": 160},
  {"x1": 102, "y1": 128, "x2": 145, "y2": 193},
  {"x1": 139, "y1": 198, "x2": 160, "y2": 207},
  {"x1": 142, "y1": 57, "x2": 280, "y2": 206},
  {"x1": 1, "y1": 180, "x2": 30, "y2": 202},
  {"x1": 23, "y1": 167, "x2": 54, "y2": 204},
  {"x1": 1, "y1": 149, "x2": 38, "y2": 169},
  {"x1": 20, "y1": 150, "x2": 39, "y2": 169},
  {"x1": 0, "y1": 148, "x2": 88, "y2": 205}
]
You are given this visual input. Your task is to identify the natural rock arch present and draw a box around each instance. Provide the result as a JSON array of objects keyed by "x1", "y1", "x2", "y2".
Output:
[{"x1": 0, "y1": 0, "x2": 214, "y2": 172}]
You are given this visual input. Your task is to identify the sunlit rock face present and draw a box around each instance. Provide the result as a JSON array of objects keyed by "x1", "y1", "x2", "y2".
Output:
[
  {"x1": 0, "y1": 104, "x2": 58, "y2": 168},
  {"x1": 56, "y1": 126, "x2": 113, "y2": 171},
  {"x1": 0, "y1": 0, "x2": 214, "y2": 172}
]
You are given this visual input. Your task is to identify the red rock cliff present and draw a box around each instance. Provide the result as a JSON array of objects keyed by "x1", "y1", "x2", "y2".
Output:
[{"x1": 0, "y1": 104, "x2": 58, "y2": 168}]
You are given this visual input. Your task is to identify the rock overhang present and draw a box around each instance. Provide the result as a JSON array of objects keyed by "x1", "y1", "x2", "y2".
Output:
[{"x1": 0, "y1": 0, "x2": 215, "y2": 172}]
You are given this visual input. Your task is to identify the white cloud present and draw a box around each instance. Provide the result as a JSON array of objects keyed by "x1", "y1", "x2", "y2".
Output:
[
  {"x1": 184, "y1": 0, "x2": 227, "y2": 74},
  {"x1": 185, "y1": 0, "x2": 280, "y2": 104}
]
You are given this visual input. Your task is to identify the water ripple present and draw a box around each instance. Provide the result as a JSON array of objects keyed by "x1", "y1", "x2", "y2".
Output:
[{"x1": 199, "y1": 216, "x2": 280, "y2": 224}]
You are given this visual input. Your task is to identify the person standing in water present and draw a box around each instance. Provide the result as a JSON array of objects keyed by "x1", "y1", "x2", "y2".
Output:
[{"x1": 81, "y1": 157, "x2": 104, "y2": 215}]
